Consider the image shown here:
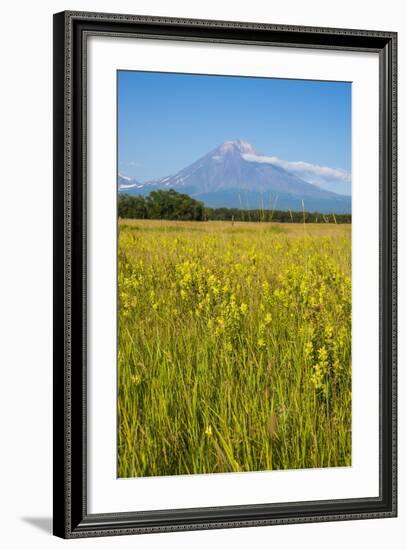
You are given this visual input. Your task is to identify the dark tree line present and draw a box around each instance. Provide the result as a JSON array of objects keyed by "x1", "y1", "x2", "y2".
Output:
[
  {"x1": 205, "y1": 207, "x2": 351, "y2": 224},
  {"x1": 118, "y1": 190, "x2": 204, "y2": 221},
  {"x1": 118, "y1": 190, "x2": 351, "y2": 224}
]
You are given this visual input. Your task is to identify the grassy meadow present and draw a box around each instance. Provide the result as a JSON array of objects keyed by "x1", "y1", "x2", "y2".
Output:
[{"x1": 118, "y1": 220, "x2": 351, "y2": 478}]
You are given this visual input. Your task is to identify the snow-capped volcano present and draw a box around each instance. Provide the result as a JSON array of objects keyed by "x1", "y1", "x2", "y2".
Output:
[{"x1": 119, "y1": 140, "x2": 351, "y2": 213}]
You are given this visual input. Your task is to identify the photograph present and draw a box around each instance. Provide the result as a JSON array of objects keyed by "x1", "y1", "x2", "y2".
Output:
[
  {"x1": 0, "y1": 0, "x2": 400, "y2": 544},
  {"x1": 50, "y1": 8, "x2": 397, "y2": 539},
  {"x1": 117, "y1": 70, "x2": 352, "y2": 478}
]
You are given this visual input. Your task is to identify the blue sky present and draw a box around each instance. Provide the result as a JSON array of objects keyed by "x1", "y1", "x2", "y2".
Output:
[{"x1": 118, "y1": 70, "x2": 351, "y2": 191}]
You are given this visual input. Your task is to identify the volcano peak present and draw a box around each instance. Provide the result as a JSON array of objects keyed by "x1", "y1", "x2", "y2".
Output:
[{"x1": 216, "y1": 139, "x2": 257, "y2": 156}]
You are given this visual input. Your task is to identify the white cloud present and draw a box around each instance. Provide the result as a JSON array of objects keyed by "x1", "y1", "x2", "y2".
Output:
[
  {"x1": 242, "y1": 153, "x2": 351, "y2": 188},
  {"x1": 118, "y1": 173, "x2": 133, "y2": 181}
]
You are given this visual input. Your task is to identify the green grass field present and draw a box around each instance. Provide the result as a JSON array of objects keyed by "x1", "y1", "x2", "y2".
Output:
[{"x1": 118, "y1": 220, "x2": 352, "y2": 478}]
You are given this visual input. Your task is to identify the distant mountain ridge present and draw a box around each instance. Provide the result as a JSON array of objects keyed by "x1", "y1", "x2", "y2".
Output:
[{"x1": 119, "y1": 140, "x2": 351, "y2": 214}]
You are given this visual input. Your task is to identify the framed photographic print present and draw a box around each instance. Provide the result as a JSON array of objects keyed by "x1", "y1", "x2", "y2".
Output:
[{"x1": 53, "y1": 11, "x2": 397, "y2": 538}]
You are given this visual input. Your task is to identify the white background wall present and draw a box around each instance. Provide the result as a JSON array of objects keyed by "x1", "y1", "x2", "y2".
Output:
[{"x1": 0, "y1": 0, "x2": 405, "y2": 548}]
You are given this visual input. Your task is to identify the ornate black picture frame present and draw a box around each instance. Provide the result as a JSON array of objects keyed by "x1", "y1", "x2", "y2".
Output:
[{"x1": 53, "y1": 10, "x2": 397, "y2": 539}]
